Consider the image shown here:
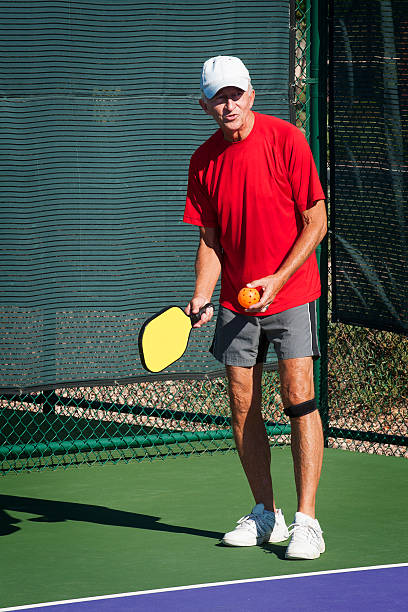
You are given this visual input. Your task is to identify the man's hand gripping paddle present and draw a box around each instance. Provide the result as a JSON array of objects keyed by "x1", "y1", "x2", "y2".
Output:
[{"x1": 138, "y1": 303, "x2": 214, "y2": 373}]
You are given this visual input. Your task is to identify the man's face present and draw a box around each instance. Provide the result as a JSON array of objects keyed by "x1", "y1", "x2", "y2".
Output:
[{"x1": 200, "y1": 86, "x2": 255, "y2": 137}]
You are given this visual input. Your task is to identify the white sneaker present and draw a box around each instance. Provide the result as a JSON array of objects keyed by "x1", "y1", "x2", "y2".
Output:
[
  {"x1": 285, "y1": 512, "x2": 325, "y2": 560},
  {"x1": 222, "y1": 504, "x2": 289, "y2": 547}
]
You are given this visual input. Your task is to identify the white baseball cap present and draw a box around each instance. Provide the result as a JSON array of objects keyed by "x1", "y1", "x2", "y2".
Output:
[{"x1": 200, "y1": 55, "x2": 251, "y2": 99}]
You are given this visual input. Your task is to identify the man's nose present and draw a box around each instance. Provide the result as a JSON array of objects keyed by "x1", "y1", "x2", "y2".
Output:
[{"x1": 225, "y1": 97, "x2": 235, "y2": 110}]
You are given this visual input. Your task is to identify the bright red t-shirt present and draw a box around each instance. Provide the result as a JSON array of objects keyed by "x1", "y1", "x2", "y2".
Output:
[{"x1": 183, "y1": 112, "x2": 325, "y2": 315}]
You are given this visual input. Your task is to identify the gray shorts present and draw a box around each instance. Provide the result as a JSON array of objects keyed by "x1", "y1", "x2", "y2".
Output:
[{"x1": 210, "y1": 302, "x2": 320, "y2": 367}]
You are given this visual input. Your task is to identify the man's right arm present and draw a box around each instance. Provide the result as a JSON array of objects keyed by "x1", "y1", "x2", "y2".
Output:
[{"x1": 186, "y1": 226, "x2": 222, "y2": 328}]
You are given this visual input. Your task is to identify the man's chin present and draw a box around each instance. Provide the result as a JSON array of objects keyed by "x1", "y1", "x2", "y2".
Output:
[
  {"x1": 221, "y1": 120, "x2": 243, "y2": 134},
  {"x1": 223, "y1": 117, "x2": 240, "y2": 126}
]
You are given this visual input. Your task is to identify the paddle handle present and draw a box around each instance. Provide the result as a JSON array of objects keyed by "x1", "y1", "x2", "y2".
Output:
[{"x1": 190, "y1": 303, "x2": 215, "y2": 326}]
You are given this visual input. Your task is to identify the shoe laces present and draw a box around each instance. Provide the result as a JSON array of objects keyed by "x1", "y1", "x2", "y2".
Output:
[
  {"x1": 236, "y1": 511, "x2": 272, "y2": 535},
  {"x1": 288, "y1": 521, "x2": 322, "y2": 544}
]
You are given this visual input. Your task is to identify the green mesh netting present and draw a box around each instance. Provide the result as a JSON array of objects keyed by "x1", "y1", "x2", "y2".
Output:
[
  {"x1": 0, "y1": 0, "x2": 293, "y2": 392},
  {"x1": 0, "y1": 0, "x2": 295, "y2": 472},
  {"x1": 330, "y1": 0, "x2": 408, "y2": 335},
  {"x1": 327, "y1": 0, "x2": 407, "y2": 457}
]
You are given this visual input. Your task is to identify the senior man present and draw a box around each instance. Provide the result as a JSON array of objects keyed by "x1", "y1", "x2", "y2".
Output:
[{"x1": 183, "y1": 56, "x2": 327, "y2": 560}]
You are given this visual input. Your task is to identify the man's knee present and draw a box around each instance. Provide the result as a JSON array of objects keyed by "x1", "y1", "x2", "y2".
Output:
[
  {"x1": 227, "y1": 364, "x2": 263, "y2": 420},
  {"x1": 279, "y1": 357, "x2": 314, "y2": 405},
  {"x1": 283, "y1": 398, "x2": 317, "y2": 419}
]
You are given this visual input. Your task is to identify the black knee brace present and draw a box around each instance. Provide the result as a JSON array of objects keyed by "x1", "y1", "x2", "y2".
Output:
[{"x1": 284, "y1": 398, "x2": 317, "y2": 418}]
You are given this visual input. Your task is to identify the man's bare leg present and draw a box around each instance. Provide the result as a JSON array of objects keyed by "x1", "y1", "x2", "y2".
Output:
[
  {"x1": 279, "y1": 357, "x2": 324, "y2": 518},
  {"x1": 226, "y1": 363, "x2": 275, "y2": 511}
]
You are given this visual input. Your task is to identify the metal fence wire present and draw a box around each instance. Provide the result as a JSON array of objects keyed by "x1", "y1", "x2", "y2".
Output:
[
  {"x1": 0, "y1": 0, "x2": 294, "y2": 473},
  {"x1": 1, "y1": 0, "x2": 407, "y2": 474},
  {"x1": 327, "y1": 323, "x2": 407, "y2": 457},
  {"x1": 327, "y1": 0, "x2": 407, "y2": 458}
]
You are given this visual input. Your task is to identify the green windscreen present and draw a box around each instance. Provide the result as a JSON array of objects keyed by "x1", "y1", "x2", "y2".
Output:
[
  {"x1": 330, "y1": 0, "x2": 408, "y2": 335},
  {"x1": 0, "y1": 0, "x2": 294, "y2": 391}
]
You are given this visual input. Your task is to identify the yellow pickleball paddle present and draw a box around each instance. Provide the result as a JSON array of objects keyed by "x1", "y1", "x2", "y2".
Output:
[{"x1": 138, "y1": 303, "x2": 214, "y2": 373}]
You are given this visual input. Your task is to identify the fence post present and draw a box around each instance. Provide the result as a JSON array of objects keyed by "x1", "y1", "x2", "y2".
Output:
[{"x1": 308, "y1": 0, "x2": 329, "y2": 443}]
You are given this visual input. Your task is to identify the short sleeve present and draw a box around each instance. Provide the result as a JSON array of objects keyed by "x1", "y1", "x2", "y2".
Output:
[
  {"x1": 183, "y1": 156, "x2": 218, "y2": 228},
  {"x1": 283, "y1": 126, "x2": 325, "y2": 212}
]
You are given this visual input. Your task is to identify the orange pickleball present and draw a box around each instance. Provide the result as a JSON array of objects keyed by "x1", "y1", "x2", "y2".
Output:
[{"x1": 238, "y1": 287, "x2": 261, "y2": 309}]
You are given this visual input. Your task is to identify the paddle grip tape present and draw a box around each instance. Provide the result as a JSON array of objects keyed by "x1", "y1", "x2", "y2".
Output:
[
  {"x1": 190, "y1": 302, "x2": 215, "y2": 326},
  {"x1": 283, "y1": 398, "x2": 317, "y2": 418}
]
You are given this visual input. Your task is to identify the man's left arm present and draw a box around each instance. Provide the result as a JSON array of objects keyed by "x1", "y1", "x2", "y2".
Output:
[{"x1": 247, "y1": 199, "x2": 327, "y2": 312}]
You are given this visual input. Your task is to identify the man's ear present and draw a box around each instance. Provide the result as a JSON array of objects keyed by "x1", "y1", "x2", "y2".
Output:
[
  {"x1": 249, "y1": 89, "x2": 255, "y2": 110},
  {"x1": 199, "y1": 98, "x2": 210, "y2": 115}
]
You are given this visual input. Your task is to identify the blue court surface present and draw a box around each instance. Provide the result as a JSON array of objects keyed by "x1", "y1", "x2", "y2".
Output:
[{"x1": 2, "y1": 564, "x2": 407, "y2": 612}]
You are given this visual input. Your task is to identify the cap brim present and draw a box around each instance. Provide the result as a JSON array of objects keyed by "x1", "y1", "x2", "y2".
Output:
[{"x1": 202, "y1": 77, "x2": 250, "y2": 100}]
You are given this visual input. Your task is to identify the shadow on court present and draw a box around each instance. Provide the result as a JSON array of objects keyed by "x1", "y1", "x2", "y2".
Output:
[
  {"x1": 0, "y1": 494, "x2": 223, "y2": 540},
  {"x1": 262, "y1": 542, "x2": 287, "y2": 560}
]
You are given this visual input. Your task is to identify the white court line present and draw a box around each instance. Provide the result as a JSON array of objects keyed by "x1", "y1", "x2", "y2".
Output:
[{"x1": 2, "y1": 563, "x2": 408, "y2": 612}]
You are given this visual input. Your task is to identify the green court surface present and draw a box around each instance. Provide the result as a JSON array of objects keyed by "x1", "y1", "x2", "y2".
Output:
[{"x1": 1, "y1": 448, "x2": 407, "y2": 609}]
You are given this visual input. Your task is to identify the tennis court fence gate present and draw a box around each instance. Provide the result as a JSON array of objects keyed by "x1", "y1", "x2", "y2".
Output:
[{"x1": 1, "y1": 0, "x2": 407, "y2": 474}]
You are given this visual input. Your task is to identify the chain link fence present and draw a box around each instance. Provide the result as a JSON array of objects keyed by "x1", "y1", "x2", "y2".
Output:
[
  {"x1": 1, "y1": 1, "x2": 296, "y2": 474},
  {"x1": 1, "y1": 0, "x2": 406, "y2": 474},
  {"x1": 0, "y1": 372, "x2": 289, "y2": 473},
  {"x1": 327, "y1": 0, "x2": 407, "y2": 458},
  {"x1": 327, "y1": 323, "x2": 407, "y2": 457}
]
